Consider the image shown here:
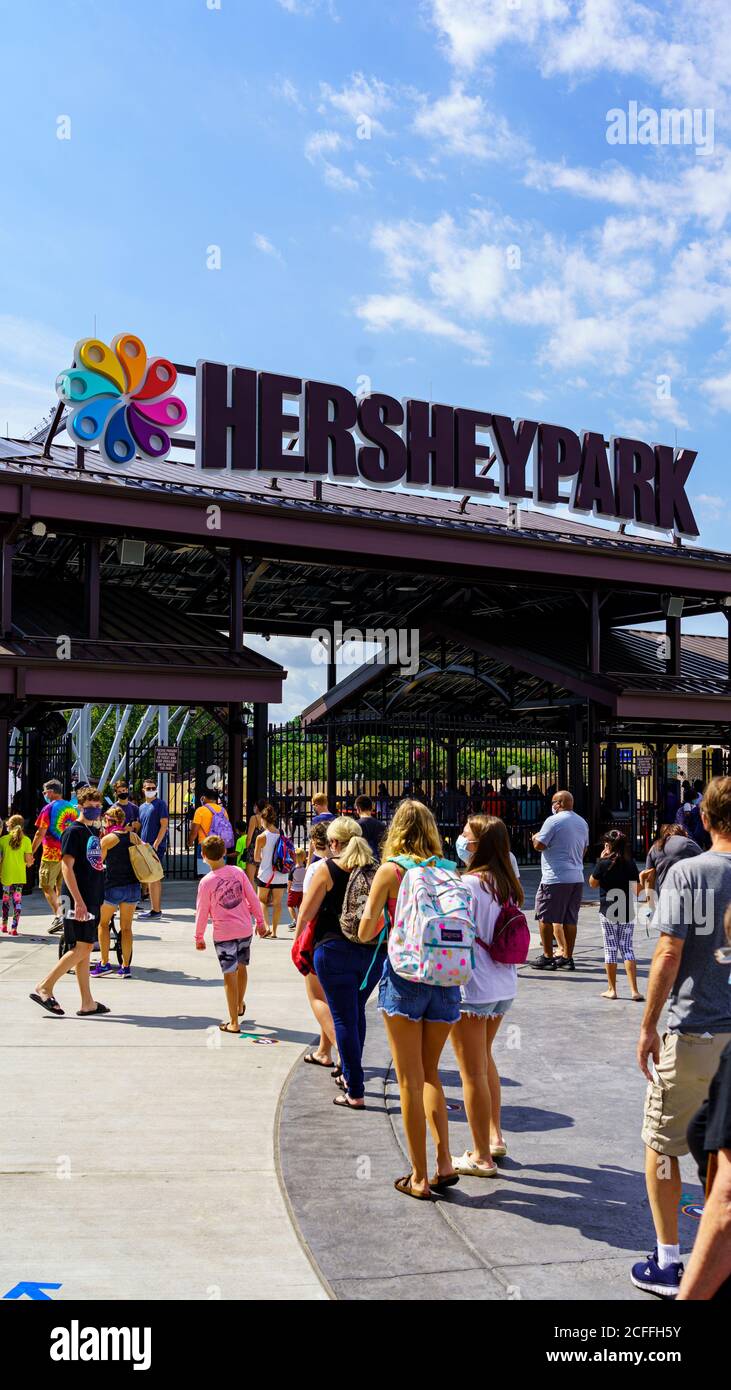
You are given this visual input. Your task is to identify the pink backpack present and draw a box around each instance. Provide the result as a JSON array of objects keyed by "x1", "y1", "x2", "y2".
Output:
[{"x1": 478, "y1": 899, "x2": 530, "y2": 966}]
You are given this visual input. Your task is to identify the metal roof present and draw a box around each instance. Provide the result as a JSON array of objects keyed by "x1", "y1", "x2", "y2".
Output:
[{"x1": 0, "y1": 435, "x2": 727, "y2": 567}]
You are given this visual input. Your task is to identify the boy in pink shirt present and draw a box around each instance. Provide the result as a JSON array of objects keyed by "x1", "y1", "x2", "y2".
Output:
[{"x1": 195, "y1": 834, "x2": 267, "y2": 1034}]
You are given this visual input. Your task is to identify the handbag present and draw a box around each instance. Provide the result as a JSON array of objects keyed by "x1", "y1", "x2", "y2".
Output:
[{"x1": 128, "y1": 832, "x2": 164, "y2": 884}]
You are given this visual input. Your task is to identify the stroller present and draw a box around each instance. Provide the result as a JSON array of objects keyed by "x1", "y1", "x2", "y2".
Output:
[{"x1": 58, "y1": 912, "x2": 132, "y2": 965}]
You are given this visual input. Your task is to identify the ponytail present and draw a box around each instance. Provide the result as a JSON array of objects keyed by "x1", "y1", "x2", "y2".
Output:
[{"x1": 7, "y1": 815, "x2": 25, "y2": 850}]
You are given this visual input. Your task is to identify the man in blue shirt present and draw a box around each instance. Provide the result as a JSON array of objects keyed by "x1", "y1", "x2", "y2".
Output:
[
  {"x1": 137, "y1": 777, "x2": 169, "y2": 920},
  {"x1": 531, "y1": 789, "x2": 589, "y2": 972}
]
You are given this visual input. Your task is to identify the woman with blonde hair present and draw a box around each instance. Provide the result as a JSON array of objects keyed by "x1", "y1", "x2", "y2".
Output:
[
  {"x1": 0, "y1": 814, "x2": 33, "y2": 935},
  {"x1": 296, "y1": 816, "x2": 386, "y2": 1108},
  {"x1": 359, "y1": 801, "x2": 460, "y2": 1199},
  {"x1": 451, "y1": 815, "x2": 523, "y2": 1176}
]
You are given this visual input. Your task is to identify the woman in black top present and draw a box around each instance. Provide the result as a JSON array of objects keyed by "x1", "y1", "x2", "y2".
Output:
[
  {"x1": 297, "y1": 816, "x2": 386, "y2": 1109},
  {"x1": 94, "y1": 806, "x2": 141, "y2": 978},
  {"x1": 589, "y1": 829, "x2": 643, "y2": 1002}
]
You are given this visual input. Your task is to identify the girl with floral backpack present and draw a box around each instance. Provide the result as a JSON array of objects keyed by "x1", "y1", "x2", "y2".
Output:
[{"x1": 359, "y1": 800, "x2": 468, "y2": 1200}]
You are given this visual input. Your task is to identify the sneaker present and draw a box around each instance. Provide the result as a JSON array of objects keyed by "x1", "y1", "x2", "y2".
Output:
[
  {"x1": 48, "y1": 917, "x2": 64, "y2": 935},
  {"x1": 117, "y1": 965, "x2": 131, "y2": 978},
  {"x1": 555, "y1": 956, "x2": 576, "y2": 971},
  {"x1": 531, "y1": 953, "x2": 557, "y2": 971},
  {"x1": 10, "y1": 927, "x2": 18, "y2": 936},
  {"x1": 1, "y1": 924, "x2": 7, "y2": 934},
  {"x1": 136, "y1": 910, "x2": 162, "y2": 921},
  {"x1": 90, "y1": 962, "x2": 113, "y2": 977},
  {"x1": 630, "y1": 1249, "x2": 684, "y2": 1298}
]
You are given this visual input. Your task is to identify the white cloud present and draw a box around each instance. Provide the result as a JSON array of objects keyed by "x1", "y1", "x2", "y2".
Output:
[
  {"x1": 253, "y1": 232, "x2": 284, "y2": 262},
  {"x1": 356, "y1": 292, "x2": 490, "y2": 362},
  {"x1": 701, "y1": 370, "x2": 731, "y2": 411},
  {"x1": 273, "y1": 77, "x2": 304, "y2": 109},
  {"x1": 0, "y1": 314, "x2": 77, "y2": 437},
  {"x1": 319, "y1": 73, "x2": 393, "y2": 133},
  {"x1": 428, "y1": 0, "x2": 568, "y2": 69},
  {"x1": 412, "y1": 85, "x2": 527, "y2": 161},
  {"x1": 322, "y1": 162, "x2": 359, "y2": 192},
  {"x1": 304, "y1": 129, "x2": 343, "y2": 162}
]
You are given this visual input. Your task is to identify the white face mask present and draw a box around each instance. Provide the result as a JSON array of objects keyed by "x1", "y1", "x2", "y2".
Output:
[{"x1": 144, "y1": 788, "x2": 158, "y2": 800}]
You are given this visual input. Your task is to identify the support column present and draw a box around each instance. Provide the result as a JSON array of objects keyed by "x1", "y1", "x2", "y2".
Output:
[
  {"x1": 1, "y1": 540, "x2": 14, "y2": 639},
  {"x1": 84, "y1": 538, "x2": 100, "y2": 640},
  {"x1": 327, "y1": 631, "x2": 337, "y2": 692},
  {"x1": 249, "y1": 702, "x2": 268, "y2": 817},
  {"x1": 586, "y1": 700, "x2": 601, "y2": 850},
  {"x1": 667, "y1": 614, "x2": 682, "y2": 678},
  {"x1": 725, "y1": 611, "x2": 731, "y2": 681},
  {"x1": 229, "y1": 548, "x2": 244, "y2": 652},
  {"x1": 0, "y1": 718, "x2": 9, "y2": 818},
  {"x1": 326, "y1": 720, "x2": 337, "y2": 810},
  {"x1": 589, "y1": 589, "x2": 600, "y2": 674},
  {"x1": 227, "y1": 703, "x2": 244, "y2": 827}
]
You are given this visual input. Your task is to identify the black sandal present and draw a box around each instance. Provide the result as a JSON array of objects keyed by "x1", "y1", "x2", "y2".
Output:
[
  {"x1": 76, "y1": 1002, "x2": 110, "y2": 1016},
  {"x1": 303, "y1": 1052, "x2": 333, "y2": 1067},
  {"x1": 331, "y1": 1065, "x2": 342, "y2": 1078},
  {"x1": 333, "y1": 1095, "x2": 365, "y2": 1109},
  {"x1": 429, "y1": 1172, "x2": 460, "y2": 1192},
  {"x1": 29, "y1": 992, "x2": 64, "y2": 1016}
]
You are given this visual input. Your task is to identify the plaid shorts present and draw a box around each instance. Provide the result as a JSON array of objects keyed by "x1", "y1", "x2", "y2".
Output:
[{"x1": 214, "y1": 936, "x2": 252, "y2": 974}]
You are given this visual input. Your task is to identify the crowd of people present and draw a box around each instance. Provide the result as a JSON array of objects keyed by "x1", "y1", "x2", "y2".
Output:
[{"x1": 6, "y1": 768, "x2": 731, "y2": 1300}]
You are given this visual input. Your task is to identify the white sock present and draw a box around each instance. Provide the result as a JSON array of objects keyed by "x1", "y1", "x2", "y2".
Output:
[{"x1": 657, "y1": 1243, "x2": 680, "y2": 1269}]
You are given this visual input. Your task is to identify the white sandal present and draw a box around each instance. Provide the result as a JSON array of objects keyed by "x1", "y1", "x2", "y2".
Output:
[{"x1": 452, "y1": 1151, "x2": 499, "y2": 1178}]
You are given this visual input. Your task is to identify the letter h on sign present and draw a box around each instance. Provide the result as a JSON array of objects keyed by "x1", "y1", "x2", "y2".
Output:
[{"x1": 197, "y1": 362, "x2": 257, "y2": 470}]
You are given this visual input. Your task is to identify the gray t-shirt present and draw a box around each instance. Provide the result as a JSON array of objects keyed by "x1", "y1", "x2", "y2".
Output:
[
  {"x1": 654, "y1": 849, "x2": 731, "y2": 1034},
  {"x1": 646, "y1": 834, "x2": 701, "y2": 892},
  {"x1": 536, "y1": 810, "x2": 589, "y2": 885}
]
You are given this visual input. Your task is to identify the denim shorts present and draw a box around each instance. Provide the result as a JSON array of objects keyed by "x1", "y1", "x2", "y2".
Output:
[
  {"x1": 459, "y1": 997, "x2": 514, "y2": 1019},
  {"x1": 104, "y1": 882, "x2": 141, "y2": 906},
  {"x1": 378, "y1": 958, "x2": 461, "y2": 1024}
]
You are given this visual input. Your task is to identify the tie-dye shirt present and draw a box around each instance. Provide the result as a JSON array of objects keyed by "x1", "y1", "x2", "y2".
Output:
[{"x1": 34, "y1": 799, "x2": 78, "y2": 862}]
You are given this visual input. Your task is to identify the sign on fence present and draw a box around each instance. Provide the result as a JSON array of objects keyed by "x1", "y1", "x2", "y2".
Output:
[
  {"x1": 636, "y1": 755, "x2": 653, "y2": 777},
  {"x1": 154, "y1": 745, "x2": 179, "y2": 773}
]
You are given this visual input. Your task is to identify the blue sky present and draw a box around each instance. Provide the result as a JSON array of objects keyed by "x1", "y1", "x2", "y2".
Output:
[{"x1": 1, "y1": 0, "x2": 730, "y2": 715}]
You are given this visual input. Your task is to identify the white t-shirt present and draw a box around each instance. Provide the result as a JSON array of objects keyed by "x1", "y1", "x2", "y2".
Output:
[
  {"x1": 461, "y1": 874, "x2": 518, "y2": 1007},
  {"x1": 303, "y1": 852, "x2": 328, "y2": 895}
]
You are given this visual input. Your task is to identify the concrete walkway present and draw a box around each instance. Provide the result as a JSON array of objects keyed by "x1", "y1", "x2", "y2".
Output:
[
  {"x1": 279, "y1": 875, "x2": 705, "y2": 1301},
  {"x1": 0, "y1": 883, "x2": 326, "y2": 1301},
  {"x1": 2, "y1": 873, "x2": 704, "y2": 1302}
]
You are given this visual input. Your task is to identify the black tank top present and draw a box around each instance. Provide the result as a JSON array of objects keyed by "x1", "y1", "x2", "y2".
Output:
[
  {"x1": 104, "y1": 832, "x2": 138, "y2": 889},
  {"x1": 314, "y1": 860, "x2": 349, "y2": 944}
]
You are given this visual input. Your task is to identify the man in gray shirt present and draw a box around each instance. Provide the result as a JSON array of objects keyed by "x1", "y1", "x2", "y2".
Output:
[
  {"x1": 531, "y1": 789, "x2": 589, "y2": 972},
  {"x1": 631, "y1": 776, "x2": 731, "y2": 1299}
]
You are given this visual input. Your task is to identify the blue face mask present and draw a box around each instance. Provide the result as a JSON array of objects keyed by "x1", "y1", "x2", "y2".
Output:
[
  {"x1": 455, "y1": 834, "x2": 471, "y2": 865},
  {"x1": 82, "y1": 807, "x2": 101, "y2": 822}
]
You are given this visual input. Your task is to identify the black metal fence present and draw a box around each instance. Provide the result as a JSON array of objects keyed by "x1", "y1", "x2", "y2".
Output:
[
  {"x1": 125, "y1": 733, "x2": 228, "y2": 879},
  {"x1": 267, "y1": 717, "x2": 568, "y2": 862}
]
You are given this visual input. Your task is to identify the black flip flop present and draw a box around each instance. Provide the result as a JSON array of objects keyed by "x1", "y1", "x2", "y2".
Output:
[
  {"x1": 334, "y1": 1074, "x2": 348, "y2": 1091},
  {"x1": 76, "y1": 1003, "x2": 110, "y2": 1017},
  {"x1": 331, "y1": 1065, "x2": 343, "y2": 1078},
  {"x1": 303, "y1": 1052, "x2": 333, "y2": 1067},
  {"x1": 219, "y1": 1022, "x2": 240, "y2": 1034},
  {"x1": 430, "y1": 1172, "x2": 460, "y2": 1192},
  {"x1": 333, "y1": 1095, "x2": 365, "y2": 1109},
  {"x1": 29, "y1": 992, "x2": 64, "y2": 1016},
  {"x1": 394, "y1": 1174, "x2": 433, "y2": 1200}
]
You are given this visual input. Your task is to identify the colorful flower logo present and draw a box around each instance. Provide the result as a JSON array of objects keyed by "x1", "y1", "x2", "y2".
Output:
[{"x1": 55, "y1": 333, "x2": 187, "y2": 466}]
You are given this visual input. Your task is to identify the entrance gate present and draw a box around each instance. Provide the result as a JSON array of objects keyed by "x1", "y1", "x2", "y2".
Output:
[{"x1": 268, "y1": 717, "x2": 569, "y2": 863}]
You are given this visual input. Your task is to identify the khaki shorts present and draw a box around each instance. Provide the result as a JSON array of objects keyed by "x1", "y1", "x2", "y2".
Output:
[
  {"x1": 642, "y1": 1029, "x2": 731, "y2": 1157},
  {"x1": 39, "y1": 859, "x2": 62, "y2": 893}
]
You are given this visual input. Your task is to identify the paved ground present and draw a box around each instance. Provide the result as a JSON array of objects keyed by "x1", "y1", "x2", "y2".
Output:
[
  {"x1": 1, "y1": 871, "x2": 704, "y2": 1302},
  {"x1": 279, "y1": 870, "x2": 705, "y2": 1302},
  {"x1": 0, "y1": 883, "x2": 326, "y2": 1302}
]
